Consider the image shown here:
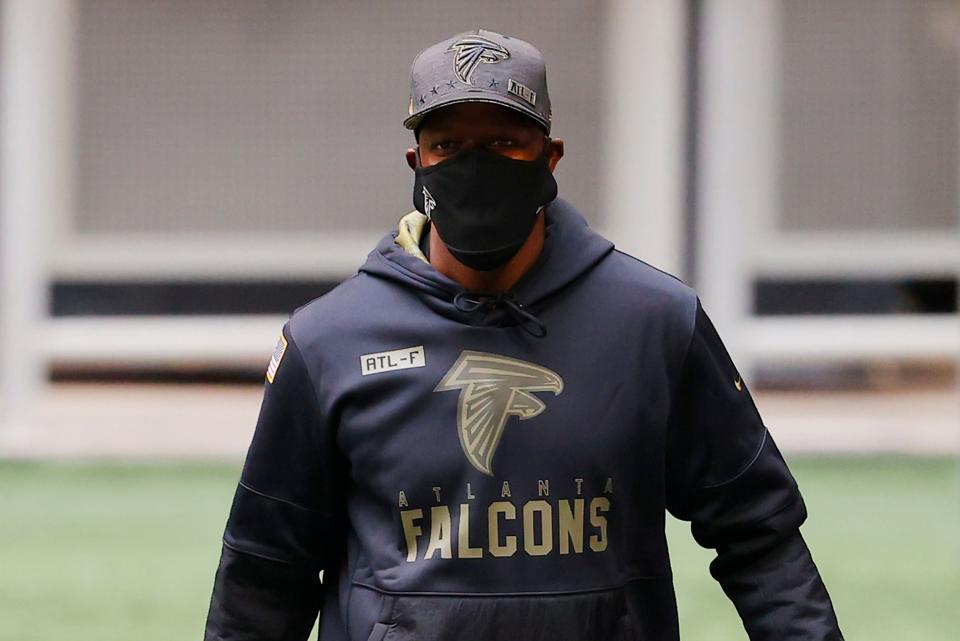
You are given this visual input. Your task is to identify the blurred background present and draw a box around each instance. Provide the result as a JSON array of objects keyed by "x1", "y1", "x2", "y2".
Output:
[{"x1": 0, "y1": 1, "x2": 957, "y2": 640}]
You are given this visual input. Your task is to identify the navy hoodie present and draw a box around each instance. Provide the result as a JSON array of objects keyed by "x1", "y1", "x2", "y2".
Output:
[{"x1": 204, "y1": 198, "x2": 843, "y2": 641}]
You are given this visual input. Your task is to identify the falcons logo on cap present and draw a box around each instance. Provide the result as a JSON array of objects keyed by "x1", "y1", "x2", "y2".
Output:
[
  {"x1": 447, "y1": 35, "x2": 510, "y2": 85},
  {"x1": 435, "y1": 350, "x2": 563, "y2": 476}
]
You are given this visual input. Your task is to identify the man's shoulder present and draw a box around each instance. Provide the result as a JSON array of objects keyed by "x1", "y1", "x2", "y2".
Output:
[
  {"x1": 595, "y1": 248, "x2": 698, "y2": 311},
  {"x1": 587, "y1": 248, "x2": 701, "y2": 356},
  {"x1": 285, "y1": 271, "x2": 386, "y2": 346}
]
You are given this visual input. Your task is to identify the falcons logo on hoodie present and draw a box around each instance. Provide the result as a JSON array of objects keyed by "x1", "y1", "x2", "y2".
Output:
[
  {"x1": 435, "y1": 351, "x2": 563, "y2": 475},
  {"x1": 446, "y1": 35, "x2": 510, "y2": 85}
]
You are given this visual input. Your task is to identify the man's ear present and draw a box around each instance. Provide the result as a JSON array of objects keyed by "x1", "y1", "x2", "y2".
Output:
[
  {"x1": 546, "y1": 138, "x2": 564, "y2": 172},
  {"x1": 406, "y1": 148, "x2": 418, "y2": 170}
]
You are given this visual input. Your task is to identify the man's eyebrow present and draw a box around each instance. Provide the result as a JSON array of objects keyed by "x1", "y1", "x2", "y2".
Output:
[{"x1": 418, "y1": 121, "x2": 540, "y2": 139}]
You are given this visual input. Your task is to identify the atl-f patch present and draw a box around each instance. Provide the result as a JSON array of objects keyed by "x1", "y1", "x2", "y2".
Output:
[
  {"x1": 507, "y1": 78, "x2": 536, "y2": 105},
  {"x1": 361, "y1": 345, "x2": 426, "y2": 376}
]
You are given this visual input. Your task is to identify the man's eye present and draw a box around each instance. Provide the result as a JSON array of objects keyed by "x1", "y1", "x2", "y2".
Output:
[
  {"x1": 432, "y1": 140, "x2": 459, "y2": 153},
  {"x1": 489, "y1": 139, "x2": 514, "y2": 148}
]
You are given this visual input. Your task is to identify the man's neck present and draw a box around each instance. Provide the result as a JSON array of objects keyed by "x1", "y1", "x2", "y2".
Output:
[{"x1": 428, "y1": 214, "x2": 545, "y2": 294}]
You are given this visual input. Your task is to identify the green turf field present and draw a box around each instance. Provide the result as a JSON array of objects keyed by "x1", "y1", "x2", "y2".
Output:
[{"x1": 0, "y1": 457, "x2": 957, "y2": 641}]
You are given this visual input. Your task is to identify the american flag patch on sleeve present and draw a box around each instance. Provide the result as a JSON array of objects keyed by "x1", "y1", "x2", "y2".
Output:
[{"x1": 266, "y1": 334, "x2": 288, "y2": 383}]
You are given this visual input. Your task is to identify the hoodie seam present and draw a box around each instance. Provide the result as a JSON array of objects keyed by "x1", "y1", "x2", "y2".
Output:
[
  {"x1": 612, "y1": 248, "x2": 692, "y2": 289},
  {"x1": 284, "y1": 326, "x2": 334, "y2": 470},
  {"x1": 662, "y1": 294, "x2": 700, "y2": 500},
  {"x1": 663, "y1": 296, "x2": 700, "y2": 435},
  {"x1": 221, "y1": 538, "x2": 295, "y2": 566},
  {"x1": 237, "y1": 479, "x2": 334, "y2": 516},
  {"x1": 699, "y1": 427, "x2": 769, "y2": 490}
]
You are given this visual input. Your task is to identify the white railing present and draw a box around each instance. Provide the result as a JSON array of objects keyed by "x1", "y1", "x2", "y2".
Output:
[
  {"x1": 696, "y1": 0, "x2": 960, "y2": 381},
  {"x1": 1, "y1": 0, "x2": 74, "y2": 428},
  {"x1": 2, "y1": 0, "x2": 958, "y2": 434}
]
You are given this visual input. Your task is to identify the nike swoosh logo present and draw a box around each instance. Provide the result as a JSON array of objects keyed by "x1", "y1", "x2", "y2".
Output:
[{"x1": 734, "y1": 376, "x2": 743, "y2": 392}]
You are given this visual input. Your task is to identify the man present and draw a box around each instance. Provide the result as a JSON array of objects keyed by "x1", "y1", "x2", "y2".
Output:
[{"x1": 205, "y1": 29, "x2": 844, "y2": 641}]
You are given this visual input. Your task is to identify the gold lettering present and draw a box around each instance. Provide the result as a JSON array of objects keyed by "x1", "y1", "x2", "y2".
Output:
[
  {"x1": 424, "y1": 505, "x2": 452, "y2": 559},
  {"x1": 398, "y1": 490, "x2": 408, "y2": 508},
  {"x1": 488, "y1": 501, "x2": 517, "y2": 557},
  {"x1": 457, "y1": 503, "x2": 482, "y2": 558},
  {"x1": 537, "y1": 479, "x2": 549, "y2": 497},
  {"x1": 501, "y1": 481, "x2": 512, "y2": 498},
  {"x1": 589, "y1": 497, "x2": 610, "y2": 552},
  {"x1": 522, "y1": 500, "x2": 553, "y2": 556},
  {"x1": 400, "y1": 508, "x2": 423, "y2": 562},
  {"x1": 558, "y1": 498, "x2": 584, "y2": 554}
]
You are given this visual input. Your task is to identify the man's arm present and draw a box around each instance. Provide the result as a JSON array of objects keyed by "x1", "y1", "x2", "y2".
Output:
[
  {"x1": 665, "y1": 297, "x2": 843, "y2": 640},
  {"x1": 205, "y1": 322, "x2": 345, "y2": 641}
]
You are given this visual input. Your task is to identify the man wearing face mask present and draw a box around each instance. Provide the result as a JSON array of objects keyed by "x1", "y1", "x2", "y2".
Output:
[{"x1": 204, "y1": 29, "x2": 843, "y2": 641}]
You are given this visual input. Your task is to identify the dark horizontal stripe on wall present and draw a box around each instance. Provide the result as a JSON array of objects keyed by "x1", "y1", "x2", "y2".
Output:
[
  {"x1": 51, "y1": 277, "x2": 959, "y2": 317},
  {"x1": 51, "y1": 280, "x2": 342, "y2": 316},
  {"x1": 754, "y1": 278, "x2": 957, "y2": 315},
  {"x1": 50, "y1": 366, "x2": 266, "y2": 384}
]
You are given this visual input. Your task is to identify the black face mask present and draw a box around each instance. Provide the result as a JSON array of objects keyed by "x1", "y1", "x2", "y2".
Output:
[{"x1": 412, "y1": 145, "x2": 558, "y2": 271}]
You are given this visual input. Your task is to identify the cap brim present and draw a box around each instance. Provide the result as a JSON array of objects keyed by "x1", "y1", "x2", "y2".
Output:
[{"x1": 403, "y1": 91, "x2": 550, "y2": 133}]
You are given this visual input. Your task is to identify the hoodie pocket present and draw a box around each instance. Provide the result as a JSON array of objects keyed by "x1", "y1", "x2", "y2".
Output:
[
  {"x1": 368, "y1": 585, "x2": 637, "y2": 641},
  {"x1": 365, "y1": 622, "x2": 395, "y2": 641}
]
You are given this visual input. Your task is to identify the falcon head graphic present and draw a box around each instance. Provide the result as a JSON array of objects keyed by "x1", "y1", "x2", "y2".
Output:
[
  {"x1": 434, "y1": 351, "x2": 564, "y2": 476},
  {"x1": 422, "y1": 186, "x2": 436, "y2": 219},
  {"x1": 446, "y1": 35, "x2": 510, "y2": 85}
]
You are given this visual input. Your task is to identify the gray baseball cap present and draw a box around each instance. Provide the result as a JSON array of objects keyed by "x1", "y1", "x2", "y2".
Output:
[{"x1": 403, "y1": 28, "x2": 552, "y2": 134}]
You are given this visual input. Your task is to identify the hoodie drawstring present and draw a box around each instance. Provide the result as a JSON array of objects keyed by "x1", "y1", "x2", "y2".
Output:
[
  {"x1": 453, "y1": 291, "x2": 547, "y2": 338},
  {"x1": 499, "y1": 294, "x2": 548, "y2": 338},
  {"x1": 452, "y1": 291, "x2": 484, "y2": 313}
]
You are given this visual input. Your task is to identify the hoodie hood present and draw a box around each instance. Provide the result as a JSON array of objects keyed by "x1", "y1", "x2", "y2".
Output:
[{"x1": 359, "y1": 197, "x2": 615, "y2": 334}]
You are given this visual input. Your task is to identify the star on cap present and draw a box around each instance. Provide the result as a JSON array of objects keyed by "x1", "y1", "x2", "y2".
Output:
[{"x1": 488, "y1": 78, "x2": 499, "y2": 88}]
